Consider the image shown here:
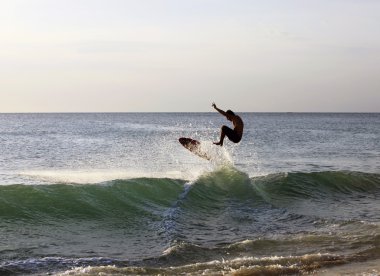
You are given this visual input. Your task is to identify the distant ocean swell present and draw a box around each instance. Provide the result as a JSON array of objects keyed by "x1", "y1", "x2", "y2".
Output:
[{"x1": 0, "y1": 168, "x2": 380, "y2": 275}]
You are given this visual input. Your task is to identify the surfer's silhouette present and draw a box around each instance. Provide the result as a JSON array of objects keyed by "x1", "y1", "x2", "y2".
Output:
[{"x1": 212, "y1": 103, "x2": 244, "y2": 146}]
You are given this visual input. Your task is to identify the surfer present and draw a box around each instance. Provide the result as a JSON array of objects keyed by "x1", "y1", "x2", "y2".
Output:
[{"x1": 212, "y1": 103, "x2": 244, "y2": 146}]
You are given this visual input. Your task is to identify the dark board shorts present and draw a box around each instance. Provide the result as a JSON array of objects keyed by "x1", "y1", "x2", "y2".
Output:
[{"x1": 222, "y1": 125, "x2": 242, "y2": 143}]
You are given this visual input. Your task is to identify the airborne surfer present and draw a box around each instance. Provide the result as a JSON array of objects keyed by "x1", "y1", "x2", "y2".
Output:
[{"x1": 212, "y1": 103, "x2": 244, "y2": 146}]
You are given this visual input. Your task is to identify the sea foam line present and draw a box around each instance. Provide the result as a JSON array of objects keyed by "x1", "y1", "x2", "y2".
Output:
[{"x1": 18, "y1": 169, "x2": 206, "y2": 184}]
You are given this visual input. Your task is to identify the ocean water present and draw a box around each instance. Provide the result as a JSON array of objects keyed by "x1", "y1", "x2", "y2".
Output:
[{"x1": 0, "y1": 112, "x2": 379, "y2": 275}]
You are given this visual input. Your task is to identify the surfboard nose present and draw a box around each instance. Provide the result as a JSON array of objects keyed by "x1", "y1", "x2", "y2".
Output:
[{"x1": 179, "y1": 137, "x2": 190, "y2": 146}]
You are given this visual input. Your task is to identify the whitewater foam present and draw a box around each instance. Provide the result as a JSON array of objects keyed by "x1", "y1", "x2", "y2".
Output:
[
  {"x1": 19, "y1": 169, "x2": 206, "y2": 184},
  {"x1": 54, "y1": 253, "x2": 344, "y2": 276}
]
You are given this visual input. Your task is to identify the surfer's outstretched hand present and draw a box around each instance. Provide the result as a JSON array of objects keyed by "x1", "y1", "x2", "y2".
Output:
[{"x1": 212, "y1": 102, "x2": 216, "y2": 109}]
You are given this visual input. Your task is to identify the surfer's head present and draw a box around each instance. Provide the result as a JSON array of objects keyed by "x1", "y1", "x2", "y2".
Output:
[{"x1": 226, "y1": 110, "x2": 235, "y2": 121}]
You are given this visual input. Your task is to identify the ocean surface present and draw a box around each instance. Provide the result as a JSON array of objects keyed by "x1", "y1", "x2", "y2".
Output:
[{"x1": 0, "y1": 112, "x2": 379, "y2": 275}]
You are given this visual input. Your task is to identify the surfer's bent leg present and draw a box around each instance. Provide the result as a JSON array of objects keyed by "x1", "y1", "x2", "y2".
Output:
[
  {"x1": 214, "y1": 125, "x2": 240, "y2": 146},
  {"x1": 223, "y1": 126, "x2": 241, "y2": 143}
]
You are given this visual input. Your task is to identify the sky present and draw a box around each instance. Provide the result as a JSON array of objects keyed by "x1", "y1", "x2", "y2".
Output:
[{"x1": 0, "y1": 0, "x2": 379, "y2": 112}]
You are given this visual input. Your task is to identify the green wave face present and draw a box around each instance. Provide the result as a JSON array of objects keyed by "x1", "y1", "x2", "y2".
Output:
[
  {"x1": 0, "y1": 178, "x2": 185, "y2": 221},
  {"x1": 252, "y1": 171, "x2": 380, "y2": 221},
  {"x1": 0, "y1": 169, "x2": 379, "y2": 222}
]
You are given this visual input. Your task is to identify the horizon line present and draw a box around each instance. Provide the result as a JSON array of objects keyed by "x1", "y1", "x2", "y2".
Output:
[{"x1": 0, "y1": 111, "x2": 379, "y2": 114}]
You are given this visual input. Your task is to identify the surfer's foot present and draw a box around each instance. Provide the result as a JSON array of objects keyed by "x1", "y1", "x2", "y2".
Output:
[{"x1": 213, "y1": 141, "x2": 223, "y2": 146}]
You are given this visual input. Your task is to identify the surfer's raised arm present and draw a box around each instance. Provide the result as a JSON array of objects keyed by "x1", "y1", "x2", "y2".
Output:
[{"x1": 212, "y1": 103, "x2": 227, "y2": 117}]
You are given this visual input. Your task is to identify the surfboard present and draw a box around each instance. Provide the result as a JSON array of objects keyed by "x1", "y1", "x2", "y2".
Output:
[{"x1": 179, "y1": 137, "x2": 212, "y2": 160}]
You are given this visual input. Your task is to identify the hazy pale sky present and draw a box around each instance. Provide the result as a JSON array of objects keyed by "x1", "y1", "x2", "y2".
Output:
[{"x1": 1, "y1": 0, "x2": 379, "y2": 112}]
